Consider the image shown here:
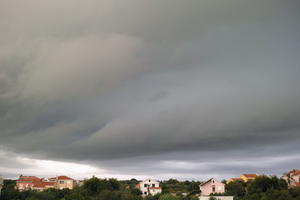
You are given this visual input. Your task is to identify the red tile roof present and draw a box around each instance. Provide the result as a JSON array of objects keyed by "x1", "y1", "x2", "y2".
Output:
[
  {"x1": 243, "y1": 174, "x2": 257, "y2": 178},
  {"x1": 57, "y1": 176, "x2": 73, "y2": 180},
  {"x1": 149, "y1": 187, "x2": 161, "y2": 189},
  {"x1": 290, "y1": 170, "x2": 300, "y2": 176},
  {"x1": 49, "y1": 176, "x2": 73, "y2": 180}
]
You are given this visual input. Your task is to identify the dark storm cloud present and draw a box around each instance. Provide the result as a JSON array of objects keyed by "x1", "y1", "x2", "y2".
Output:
[{"x1": 0, "y1": 0, "x2": 300, "y2": 179}]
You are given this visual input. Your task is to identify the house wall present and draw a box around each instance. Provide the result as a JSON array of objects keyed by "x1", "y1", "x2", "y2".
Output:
[
  {"x1": 16, "y1": 182, "x2": 34, "y2": 191},
  {"x1": 139, "y1": 179, "x2": 161, "y2": 196},
  {"x1": 200, "y1": 179, "x2": 225, "y2": 196},
  {"x1": 56, "y1": 180, "x2": 75, "y2": 190},
  {"x1": 292, "y1": 175, "x2": 300, "y2": 182}
]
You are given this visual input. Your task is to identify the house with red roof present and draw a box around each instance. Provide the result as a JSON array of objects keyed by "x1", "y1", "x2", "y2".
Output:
[
  {"x1": 16, "y1": 175, "x2": 76, "y2": 191},
  {"x1": 282, "y1": 169, "x2": 300, "y2": 188},
  {"x1": 136, "y1": 179, "x2": 162, "y2": 197},
  {"x1": 227, "y1": 174, "x2": 258, "y2": 184}
]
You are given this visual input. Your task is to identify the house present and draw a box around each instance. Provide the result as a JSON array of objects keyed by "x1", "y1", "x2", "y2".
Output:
[
  {"x1": 282, "y1": 169, "x2": 300, "y2": 187},
  {"x1": 200, "y1": 178, "x2": 225, "y2": 196},
  {"x1": 49, "y1": 176, "x2": 76, "y2": 190},
  {"x1": 16, "y1": 176, "x2": 45, "y2": 191},
  {"x1": 240, "y1": 174, "x2": 257, "y2": 182},
  {"x1": 136, "y1": 179, "x2": 162, "y2": 196},
  {"x1": 16, "y1": 175, "x2": 76, "y2": 191},
  {"x1": 227, "y1": 174, "x2": 257, "y2": 184}
]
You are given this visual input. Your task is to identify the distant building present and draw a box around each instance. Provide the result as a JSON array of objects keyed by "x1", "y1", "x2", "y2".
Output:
[
  {"x1": 51, "y1": 176, "x2": 76, "y2": 190},
  {"x1": 240, "y1": 174, "x2": 257, "y2": 182},
  {"x1": 200, "y1": 178, "x2": 225, "y2": 196},
  {"x1": 16, "y1": 176, "x2": 44, "y2": 191},
  {"x1": 16, "y1": 175, "x2": 77, "y2": 191},
  {"x1": 282, "y1": 169, "x2": 300, "y2": 187},
  {"x1": 136, "y1": 179, "x2": 162, "y2": 196},
  {"x1": 227, "y1": 174, "x2": 257, "y2": 184}
]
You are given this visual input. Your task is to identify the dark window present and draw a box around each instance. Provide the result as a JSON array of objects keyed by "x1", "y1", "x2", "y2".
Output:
[
  {"x1": 212, "y1": 186, "x2": 216, "y2": 192},
  {"x1": 152, "y1": 184, "x2": 155, "y2": 187},
  {"x1": 144, "y1": 184, "x2": 147, "y2": 187},
  {"x1": 144, "y1": 192, "x2": 147, "y2": 195}
]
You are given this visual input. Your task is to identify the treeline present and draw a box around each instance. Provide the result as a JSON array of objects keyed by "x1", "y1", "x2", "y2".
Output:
[
  {"x1": 1, "y1": 176, "x2": 300, "y2": 200},
  {"x1": 224, "y1": 176, "x2": 300, "y2": 200},
  {"x1": 0, "y1": 177, "x2": 199, "y2": 200}
]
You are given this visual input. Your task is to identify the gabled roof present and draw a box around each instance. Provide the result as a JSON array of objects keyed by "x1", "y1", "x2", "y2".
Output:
[
  {"x1": 57, "y1": 176, "x2": 73, "y2": 180},
  {"x1": 200, "y1": 178, "x2": 223, "y2": 186},
  {"x1": 49, "y1": 176, "x2": 73, "y2": 180},
  {"x1": 290, "y1": 170, "x2": 300, "y2": 176}
]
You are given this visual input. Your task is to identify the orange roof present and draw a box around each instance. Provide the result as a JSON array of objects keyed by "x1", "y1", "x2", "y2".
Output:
[
  {"x1": 290, "y1": 170, "x2": 300, "y2": 176},
  {"x1": 243, "y1": 174, "x2": 257, "y2": 178},
  {"x1": 49, "y1": 176, "x2": 73, "y2": 180},
  {"x1": 17, "y1": 176, "x2": 41, "y2": 182},
  {"x1": 57, "y1": 176, "x2": 73, "y2": 180},
  {"x1": 149, "y1": 187, "x2": 161, "y2": 189}
]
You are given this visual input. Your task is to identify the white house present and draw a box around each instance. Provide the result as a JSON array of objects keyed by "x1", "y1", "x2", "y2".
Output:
[
  {"x1": 137, "y1": 179, "x2": 162, "y2": 196},
  {"x1": 282, "y1": 169, "x2": 300, "y2": 187}
]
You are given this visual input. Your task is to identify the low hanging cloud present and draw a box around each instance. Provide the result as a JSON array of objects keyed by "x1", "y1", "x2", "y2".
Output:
[{"x1": 0, "y1": 0, "x2": 300, "y2": 179}]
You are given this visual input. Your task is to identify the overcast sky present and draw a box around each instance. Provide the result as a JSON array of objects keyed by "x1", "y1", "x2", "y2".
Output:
[{"x1": 0, "y1": 0, "x2": 300, "y2": 181}]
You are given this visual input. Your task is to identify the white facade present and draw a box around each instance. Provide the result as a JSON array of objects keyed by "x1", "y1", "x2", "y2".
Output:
[
  {"x1": 138, "y1": 179, "x2": 162, "y2": 196},
  {"x1": 199, "y1": 196, "x2": 233, "y2": 200}
]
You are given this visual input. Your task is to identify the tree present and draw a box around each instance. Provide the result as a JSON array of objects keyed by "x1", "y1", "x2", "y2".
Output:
[
  {"x1": 225, "y1": 181, "x2": 246, "y2": 197},
  {"x1": 159, "y1": 193, "x2": 181, "y2": 200}
]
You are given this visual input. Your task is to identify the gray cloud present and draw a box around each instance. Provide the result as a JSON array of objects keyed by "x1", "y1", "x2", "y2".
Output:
[{"x1": 0, "y1": 0, "x2": 300, "y2": 180}]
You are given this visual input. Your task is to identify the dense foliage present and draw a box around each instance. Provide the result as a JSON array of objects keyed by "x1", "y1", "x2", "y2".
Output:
[
  {"x1": 225, "y1": 176, "x2": 300, "y2": 200},
  {"x1": 1, "y1": 176, "x2": 300, "y2": 200}
]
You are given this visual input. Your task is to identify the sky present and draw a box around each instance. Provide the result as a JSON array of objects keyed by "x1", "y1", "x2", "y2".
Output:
[{"x1": 0, "y1": 0, "x2": 300, "y2": 181}]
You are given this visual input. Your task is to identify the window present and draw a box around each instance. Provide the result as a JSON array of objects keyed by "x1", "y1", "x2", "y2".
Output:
[
  {"x1": 212, "y1": 186, "x2": 216, "y2": 193},
  {"x1": 144, "y1": 192, "x2": 147, "y2": 195},
  {"x1": 59, "y1": 181, "x2": 64, "y2": 184},
  {"x1": 144, "y1": 184, "x2": 148, "y2": 187},
  {"x1": 152, "y1": 184, "x2": 155, "y2": 187}
]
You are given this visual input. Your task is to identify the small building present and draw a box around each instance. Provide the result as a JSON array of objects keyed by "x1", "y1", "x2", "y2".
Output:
[
  {"x1": 16, "y1": 176, "x2": 44, "y2": 191},
  {"x1": 240, "y1": 174, "x2": 257, "y2": 182},
  {"x1": 137, "y1": 179, "x2": 162, "y2": 196},
  {"x1": 227, "y1": 174, "x2": 257, "y2": 184},
  {"x1": 282, "y1": 169, "x2": 300, "y2": 187},
  {"x1": 16, "y1": 175, "x2": 76, "y2": 191},
  {"x1": 200, "y1": 178, "x2": 225, "y2": 196},
  {"x1": 50, "y1": 176, "x2": 76, "y2": 190}
]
